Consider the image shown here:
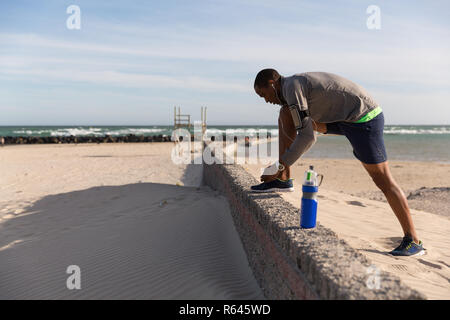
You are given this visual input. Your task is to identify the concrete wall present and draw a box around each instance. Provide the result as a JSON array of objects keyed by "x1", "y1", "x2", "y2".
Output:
[{"x1": 203, "y1": 161, "x2": 426, "y2": 300}]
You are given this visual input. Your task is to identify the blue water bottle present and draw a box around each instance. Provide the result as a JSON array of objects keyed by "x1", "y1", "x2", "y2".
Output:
[{"x1": 300, "y1": 166, "x2": 323, "y2": 229}]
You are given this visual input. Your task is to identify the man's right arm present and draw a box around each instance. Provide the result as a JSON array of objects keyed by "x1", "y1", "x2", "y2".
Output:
[{"x1": 279, "y1": 77, "x2": 317, "y2": 167}]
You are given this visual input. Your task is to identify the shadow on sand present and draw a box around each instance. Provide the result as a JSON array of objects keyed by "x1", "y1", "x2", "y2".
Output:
[{"x1": 0, "y1": 182, "x2": 264, "y2": 300}]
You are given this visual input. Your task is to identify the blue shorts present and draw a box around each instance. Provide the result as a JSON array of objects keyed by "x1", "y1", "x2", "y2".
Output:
[{"x1": 325, "y1": 112, "x2": 387, "y2": 164}]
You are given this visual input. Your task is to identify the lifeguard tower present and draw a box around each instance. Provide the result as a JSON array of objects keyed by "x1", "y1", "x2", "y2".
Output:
[
  {"x1": 173, "y1": 106, "x2": 191, "y2": 131},
  {"x1": 173, "y1": 106, "x2": 207, "y2": 135}
]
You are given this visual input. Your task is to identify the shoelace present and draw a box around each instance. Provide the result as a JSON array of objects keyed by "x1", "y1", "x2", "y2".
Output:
[{"x1": 397, "y1": 236, "x2": 413, "y2": 251}]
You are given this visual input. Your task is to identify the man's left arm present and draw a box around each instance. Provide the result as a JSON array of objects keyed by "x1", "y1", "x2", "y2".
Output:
[{"x1": 260, "y1": 117, "x2": 316, "y2": 183}]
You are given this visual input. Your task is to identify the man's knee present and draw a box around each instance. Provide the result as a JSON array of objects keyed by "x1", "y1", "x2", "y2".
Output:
[{"x1": 370, "y1": 172, "x2": 393, "y2": 192}]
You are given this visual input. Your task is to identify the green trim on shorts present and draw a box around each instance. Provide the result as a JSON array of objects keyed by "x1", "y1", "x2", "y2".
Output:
[{"x1": 354, "y1": 106, "x2": 382, "y2": 123}]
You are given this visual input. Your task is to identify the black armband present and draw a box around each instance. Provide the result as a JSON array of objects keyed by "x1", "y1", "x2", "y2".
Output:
[{"x1": 288, "y1": 104, "x2": 309, "y2": 131}]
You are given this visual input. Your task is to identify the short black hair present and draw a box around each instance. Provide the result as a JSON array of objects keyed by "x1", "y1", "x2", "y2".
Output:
[{"x1": 254, "y1": 68, "x2": 280, "y2": 88}]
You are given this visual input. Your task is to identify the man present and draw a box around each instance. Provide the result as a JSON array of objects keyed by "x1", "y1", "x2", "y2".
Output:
[{"x1": 252, "y1": 68, "x2": 424, "y2": 257}]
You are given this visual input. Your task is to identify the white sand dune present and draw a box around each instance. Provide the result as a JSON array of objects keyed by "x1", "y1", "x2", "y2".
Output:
[{"x1": 0, "y1": 143, "x2": 263, "y2": 300}]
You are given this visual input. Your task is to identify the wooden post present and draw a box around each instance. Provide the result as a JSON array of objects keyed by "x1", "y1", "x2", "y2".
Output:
[
  {"x1": 204, "y1": 107, "x2": 207, "y2": 124},
  {"x1": 202, "y1": 106, "x2": 207, "y2": 135}
]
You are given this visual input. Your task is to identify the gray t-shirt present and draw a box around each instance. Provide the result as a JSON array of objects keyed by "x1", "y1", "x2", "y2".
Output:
[{"x1": 280, "y1": 72, "x2": 379, "y2": 166}]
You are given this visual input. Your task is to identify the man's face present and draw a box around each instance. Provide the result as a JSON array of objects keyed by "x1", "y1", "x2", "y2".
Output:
[{"x1": 254, "y1": 82, "x2": 281, "y2": 106}]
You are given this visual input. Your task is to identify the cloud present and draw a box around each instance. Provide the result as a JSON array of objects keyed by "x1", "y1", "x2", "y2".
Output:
[
  {"x1": 2, "y1": 24, "x2": 449, "y2": 90},
  {"x1": 1, "y1": 67, "x2": 249, "y2": 92}
]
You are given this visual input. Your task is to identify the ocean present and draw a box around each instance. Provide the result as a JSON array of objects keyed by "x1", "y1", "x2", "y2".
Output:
[{"x1": 1, "y1": 125, "x2": 449, "y2": 163}]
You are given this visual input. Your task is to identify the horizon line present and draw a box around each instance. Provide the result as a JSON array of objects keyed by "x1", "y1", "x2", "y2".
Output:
[{"x1": 0, "y1": 124, "x2": 449, "y2": 127}]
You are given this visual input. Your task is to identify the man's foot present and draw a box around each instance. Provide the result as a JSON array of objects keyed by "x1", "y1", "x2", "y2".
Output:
[
  {"x1": 389, "y1": 235, "x2": 425, "y2": 256},
  {"x1": 251, "y1": 178, "x2": 294, "y2": 193}
]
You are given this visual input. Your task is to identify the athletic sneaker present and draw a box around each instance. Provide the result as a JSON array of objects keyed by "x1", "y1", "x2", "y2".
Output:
[
  {"x1": 251, "y1": 178, "x2": 294, "y2": 193},
  {"x1": 389, "y1": 235, "x2": 425, "y2": 256}
]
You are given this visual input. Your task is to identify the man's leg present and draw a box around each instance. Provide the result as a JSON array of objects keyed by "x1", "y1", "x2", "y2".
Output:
[
  {"x1": 361, "y1": 161, "x2": 419, "y2": 243},
  {"x1": 278, "y1": 106, "x2": 297, "y2": 180}
]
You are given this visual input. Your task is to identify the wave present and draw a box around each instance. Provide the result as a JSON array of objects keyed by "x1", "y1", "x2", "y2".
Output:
[
  {"x1": 384, "y1": 127, "x2": 450, "y2": 135},
  {"x1": 50, "y1": 128, "x2": 104, "y2": 136},
  {"x1": 13, "y1": 128, "x2": 104, "y2": 136},
  {"x1": 12, "y1": 128, "x2": 166, "y2": 136},
  {"x1": 205, "y1": 128, "x2": 279, "y2": 136},
  {"x1": 104, "y1": 128, "x2": 166, "y2": 136},
  {"x1": 207, "y1": 127, "x2": 450, "y2": 136}
]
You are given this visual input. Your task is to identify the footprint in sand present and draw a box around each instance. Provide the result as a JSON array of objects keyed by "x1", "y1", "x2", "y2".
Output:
[
  {"x1": 390, "y1": 264, "x2": 409, "y2": 272},
  {"x1": 347, "y1": 200, "x2": 366, "y2": 207},
  {"x1": 438, "y1": 260, "x2": 450, "y2": 268},
  {"x1": 417, "y1": 259, "x2": 443, "y2": 270}
]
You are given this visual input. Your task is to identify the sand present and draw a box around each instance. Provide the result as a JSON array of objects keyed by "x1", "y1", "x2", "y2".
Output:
[
  {"x1": 0, "y1": 143, "x2": 264, "y2": 299},
  {"x1": 2, "y1": 140, "x2": 449, "y2": 299},
  {"x1": 243, "y1": 155, "x2": 450, "y2": 300},
  {"x1": 287, "y1": 158, "x2": 450, "y2": 218}
]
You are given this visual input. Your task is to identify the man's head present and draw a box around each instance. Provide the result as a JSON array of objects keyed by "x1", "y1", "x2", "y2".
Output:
[{"x1": 254, "y1": 68, "x2": 284, "y2": 106}]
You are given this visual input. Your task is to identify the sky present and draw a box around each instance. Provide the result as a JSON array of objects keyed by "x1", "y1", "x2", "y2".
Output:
[{"x1": 0, "y1": 0, "x2": 449, "y2": 125}]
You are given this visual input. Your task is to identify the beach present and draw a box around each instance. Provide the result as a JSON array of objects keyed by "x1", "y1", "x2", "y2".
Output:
[
  {"x1": 0, "y1": 142, "x2": 264, "y2": 299},
  {"x1": 2, "y1": 0, "x2": 449, "y2": 303},
  {"x1": 1, "y1": 141, "x2": 449, "y2": 299}
]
